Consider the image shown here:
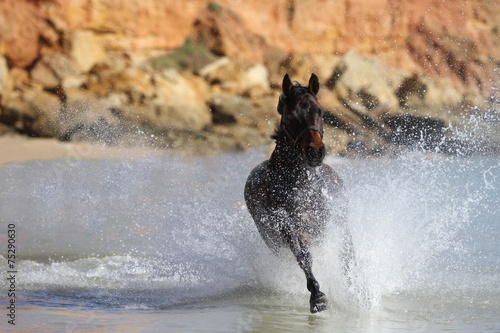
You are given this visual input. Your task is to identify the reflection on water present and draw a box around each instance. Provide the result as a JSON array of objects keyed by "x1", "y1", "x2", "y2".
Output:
[{"x1": 0, "y1": 151, "x2": 499, "y2": 332}]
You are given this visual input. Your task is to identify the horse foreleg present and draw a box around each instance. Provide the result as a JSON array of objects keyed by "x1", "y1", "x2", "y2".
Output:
[{"x1": 287, "y1": 231, "x2": 328, "y2": 313}]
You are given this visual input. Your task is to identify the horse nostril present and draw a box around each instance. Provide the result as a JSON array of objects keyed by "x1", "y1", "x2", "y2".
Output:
[{"x1": 305, "y1": 146, "x2": 325, "y2": 165}]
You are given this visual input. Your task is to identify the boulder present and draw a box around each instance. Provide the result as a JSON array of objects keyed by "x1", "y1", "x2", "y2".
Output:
[
  {"x1": 199, "y1": 57, "x2": 239, "y2": 84},
  {"x1": 396, "y1": 74, "x2": 462, "y2": 112},
  {"x1": 1, "y1": 92, "x2": 30, "y2": 132},
  {"x1": 0, "y1": 56, "x2": 9, "y2": 105},
  {"x1": 7, "y1": 67, "x2": 30, "y2": 90},
  {"x1": 61, "y1": 76, "x2": 87, "y2": 91},
  {"x1": 46, "y1": 53, "x2": 82, "y2": 80},
  {"x1": 67, "y1": 30, "x2": 108, "y2": 73},
  {"x1": 0, "y1": 56, "x2": 8, "y2": 92},
  {"x1": 280, "y1": 53, "x2": 341, "y2": 85},
  {"x1": 238, "y1": 63, "x2": 271, "y2": 97},
  {"x1": 19, "y1": 88, "x2": 62, "y2": 137},
  {"x1": 208, "y1": 93, "x2": 254, "y2": 125},
  {"x1": 209, "y1": 124, "x2": 264, "y2": 150},
  {"x1": 326, "y1": 51, "x2": 402, "y2": 117},
  {"x1": 87, "y1": 67, "x2": 156, "y2": 102},
  {"x1": 31, "y1": 60, "x2": 59, "y2": 89},
  {"x1": 31, "y1": 52, "x2": 82, "y2": 89},
  {"x1": 0, "y1": 122, "x2": 17, "y2": 136},
  {"x1": 149, "y1": 103, "x2": 211, "y2": 132},
  {"x1": 200, "y1": 57, "x2": 270, "y2": 97},
  {"x1": 152, "y1": 69, "x2": 211, "y2": 131}
]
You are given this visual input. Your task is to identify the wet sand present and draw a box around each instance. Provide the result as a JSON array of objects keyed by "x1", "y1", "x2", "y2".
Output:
[{"x1": 0, "y1": 136, "x2": 166, "y2": 166}]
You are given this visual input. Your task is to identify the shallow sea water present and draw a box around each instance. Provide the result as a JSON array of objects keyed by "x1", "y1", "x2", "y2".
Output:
[{"x1": 0, "y1": 151, "x2": 499, "y2": 332}]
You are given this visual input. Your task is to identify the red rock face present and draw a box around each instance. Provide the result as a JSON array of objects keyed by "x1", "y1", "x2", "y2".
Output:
[
  {"x1": 0, "y1": 0, "x2": 499, "y2": 95},
  {"x1": 0, "y1": 1, "x2": 56, "y2": 68},
  {"x1": 406, "y1": 0, "x2": 500, "y2": 95}
]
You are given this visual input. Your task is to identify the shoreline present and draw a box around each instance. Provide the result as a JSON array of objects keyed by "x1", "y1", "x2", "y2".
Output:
[
  {"x1": 1, "y1": 134, "x2": 498, "y2": 167},
  {"x1": 0, "y1": 136, "x2": 167, "y2": 166}
]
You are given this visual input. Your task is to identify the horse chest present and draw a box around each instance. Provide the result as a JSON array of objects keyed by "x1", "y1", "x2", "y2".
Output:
[{"x1": 267, "y1": 171, "x2": 329, "y2": 224}]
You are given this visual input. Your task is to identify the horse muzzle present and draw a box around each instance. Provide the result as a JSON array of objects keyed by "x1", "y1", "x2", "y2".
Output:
[
  {"x1": 305, "y1": 145, "x2": 325, "y2": 167},
  {"x1": 298, "y1": 126, "x2": 325, "y2": 167}
]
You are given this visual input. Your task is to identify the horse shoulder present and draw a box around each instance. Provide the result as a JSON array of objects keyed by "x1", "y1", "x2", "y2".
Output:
[
  {"x1": 244, "y1": 160, "x2": 270, "y2": 207},
  {"x1": 319, "y1": 164, "x2": 344, "y2": 194}
]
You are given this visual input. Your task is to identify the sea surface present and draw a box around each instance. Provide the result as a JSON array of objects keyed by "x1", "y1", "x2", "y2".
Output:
[{"x1": 0, "y1": 150, "x2": 499, "y2": 332}]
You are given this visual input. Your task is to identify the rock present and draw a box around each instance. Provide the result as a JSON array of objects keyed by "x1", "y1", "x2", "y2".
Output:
[
  {"x1": 209, "y1": 93, "x2": 254, "y2": 125},
  {"x1": 88, "y1": 67, "x2": 155, "y2": 102},
  {"x1": 0, "y1": 56, "x2": 9, "y2": 105},
  {"x1": 210, "y1": 124, "x2": 264, "y2": 150},
  {"x1": 249, "y1": 95, "x2": 281, "y2": 136},
  {"x1": 62, "y1": 76, "x2": 87, "y2": 90},
  {"x1": 0, "y1": 0, "x2": 498, "y2": 157},
  {"x1": 396, "y1": 74, "x2": 462, "y2": 112},
  {"x1": 0, "y1": 92, "x2": 28, "y2": 131},
  {"x1": 1, "y1": 0, "x2": 498, "y2": 102},
  {"x1": 280, "y1": 54, "x2": 341, "y2": 85},
  {"x1": 191, "y1": 3, "x2": 266, "y2": 62},
  {"x1": 46, "y1": 53, "x2": 82, "y2": 79},
  {"x1": 31, "y1": 60, "x2": 59, "y2": 89},
  {"x1": 5, "y1": 86, "x2": 127, "y2": 144},
  {"x1": 43, "y1": 0, "x2": 207, "y2": 51},
  {"x1": 322, "y1": 51, "x2": 470, "y2": 156},
  {"x1": 0, "y1": 1, "x2": 54, "y2": 67},
  {"x1": 322, "y1": 127, "x2": 352, "y2": 156},
  {"x1": 0, "y1": 122, "x2": 18, "y2": 136},
  {"x1": 326, "y1": 51, "x2": 402, "y2": 117},
  {"x1": 150, "y1": 103, "x2": 211, "y2": 132},
  {"x1": 7, "y1": 68, "x2": 30, "y2": 90},
  {"x1": 238, "y1": 63, "x2": 271, "y2": 97},
  {"x1": 31, "y1": 53, "x2": 82, "y2": 89},
  {"x1": 200, "y1": 57, "x2": 270, "y2": 96},
  {"x1": 19, "y1": 88, "x2": 62, "y2": 137},
  {"x1": 424, "y1": 79, "x2": 462, "y2": 108},
  {"x1": 280, "y1": 54, "x2": 317, "y2": 85},
  {"x1": 199, "y1": 57, "x2": 238, "y2": 84},
  {"x1": 67, "y1": 30, "x2": 107, "y2": 73},
  {"x1": 152, "y1": 69, "x2": 211, "y2": 131},
  {"x1": 0, "y1": 56, "x2": 8, "y2": 91},
  {"x1": 406, "y1": 3, "x2": 500, "y2": 99}
]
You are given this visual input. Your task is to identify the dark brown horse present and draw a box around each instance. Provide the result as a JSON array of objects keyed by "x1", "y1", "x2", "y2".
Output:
[{"x1": 245, "y1": 73, "x2": 354, "y2": 313}]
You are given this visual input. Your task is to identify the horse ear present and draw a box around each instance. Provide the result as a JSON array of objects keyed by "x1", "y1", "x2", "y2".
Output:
[
  {"x1": 282, "y1": 74, "x2": 293, "y2": 97},
  {"x1": 277, "y1": 95, "x2": 284, "y2": 115},
  {"x1": 308, "y1": 73, "x2": 320, "y2": 95}
]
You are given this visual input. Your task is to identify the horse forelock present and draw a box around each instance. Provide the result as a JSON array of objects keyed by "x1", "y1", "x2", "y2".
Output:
[{"x1": 288, "y1": 83, "x2": 314, "y2": 98}]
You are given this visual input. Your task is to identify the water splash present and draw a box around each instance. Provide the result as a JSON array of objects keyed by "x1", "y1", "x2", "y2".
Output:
[
  {"x1": 317, "y1": 154, "x2": 500, "y2": 309},
  {"x1": 1, "y1": 151, "x2": 498, "y2": 314}
]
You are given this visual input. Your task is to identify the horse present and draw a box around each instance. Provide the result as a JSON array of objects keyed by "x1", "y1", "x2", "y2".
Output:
[{"x1": 244, "y1": 73, "x2": 355, "y2": 313}]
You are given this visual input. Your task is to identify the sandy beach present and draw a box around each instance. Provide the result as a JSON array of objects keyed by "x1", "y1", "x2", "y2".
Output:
[{"x1": 0, "y1": 136, "x2": 168, "y2": 166}]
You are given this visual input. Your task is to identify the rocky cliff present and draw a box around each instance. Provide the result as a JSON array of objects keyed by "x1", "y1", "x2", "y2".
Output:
[{"x1": 1, "y1": 0, "x2": 499, "y2": 156}]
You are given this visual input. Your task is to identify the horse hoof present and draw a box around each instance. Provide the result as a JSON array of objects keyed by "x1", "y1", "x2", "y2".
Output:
[{"x1": 309, "y1": 292, "x2": 328, "y2": 313}]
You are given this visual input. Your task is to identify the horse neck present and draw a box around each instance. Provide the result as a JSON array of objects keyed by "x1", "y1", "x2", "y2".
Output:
[{"x1": 269, "y1": 140, "x2": 311, "y2": 181}]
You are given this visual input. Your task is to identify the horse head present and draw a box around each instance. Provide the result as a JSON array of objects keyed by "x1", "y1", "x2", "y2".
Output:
[{"x1": 277, "y1": 73, "x2": 325, "y2": 167}]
